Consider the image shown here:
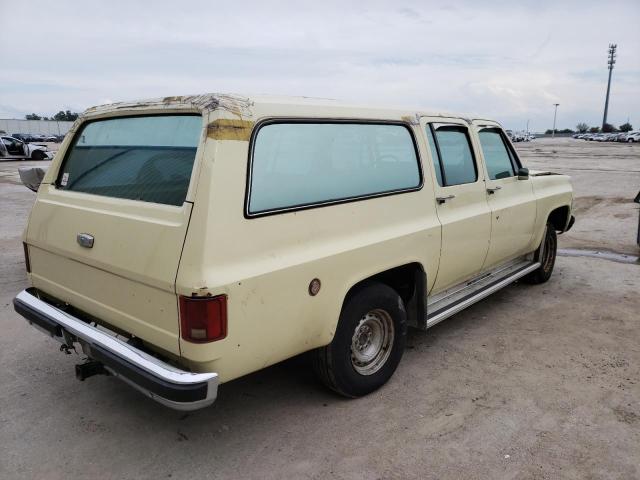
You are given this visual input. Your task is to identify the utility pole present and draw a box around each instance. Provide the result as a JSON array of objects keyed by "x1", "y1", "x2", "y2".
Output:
[
  {"x1": 526, "y1": 119, "x2": 530, "y2": 135},
  {"x1": 552, "y1": 104, "x2": 559, "y2": 138},
  {"x1": 602, "y1": 43, "x2": 617, "y2": 130}
]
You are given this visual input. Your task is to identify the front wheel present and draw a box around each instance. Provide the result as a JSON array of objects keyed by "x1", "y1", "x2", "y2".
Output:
[
  {"x1": 31, "y1": 150, "x2": 46, "y2": 160},
  {"x1": 523, "y1": 222, "x2": 557, "y2": 284},
  {"x1": 312, "y1": 282, "x2": 407, "y2": 398}
]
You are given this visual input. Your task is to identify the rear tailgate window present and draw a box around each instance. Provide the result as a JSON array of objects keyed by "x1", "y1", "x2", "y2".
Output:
[{"x1": 57, "y1": 114, "x2": 201, "y2": 206}]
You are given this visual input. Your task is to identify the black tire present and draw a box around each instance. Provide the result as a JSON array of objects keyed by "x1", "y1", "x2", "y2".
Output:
[
  {"x1": 313, "y1": 282, "x2": 407, "y2": 398},
  {"x1": 31, "y1": 150, "x2": 46, "y2": 160},
  {"x1": 523, "y1": 222, "x2": 557, "y2": 284}
]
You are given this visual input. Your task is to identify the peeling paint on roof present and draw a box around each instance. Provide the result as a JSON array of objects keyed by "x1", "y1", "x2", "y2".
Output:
[
  {"x1": 83, "y1": 93, "x2": 254, "y2": 118},
  {"x1": 79, "y1": 92, "x2": 477, "y2": 126},
  {"x1": 207, "y1": 119, "x2": 254, "y2": 141}
]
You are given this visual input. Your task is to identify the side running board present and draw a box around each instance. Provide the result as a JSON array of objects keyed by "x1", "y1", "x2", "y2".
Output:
[{"x1": 426, "y1": 260, "x2": 540, "y2": 328}]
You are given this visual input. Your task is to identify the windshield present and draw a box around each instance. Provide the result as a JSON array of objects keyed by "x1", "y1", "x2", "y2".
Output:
[{"x1": 58, "y1": 114, "x2": 202, "y2": 206}]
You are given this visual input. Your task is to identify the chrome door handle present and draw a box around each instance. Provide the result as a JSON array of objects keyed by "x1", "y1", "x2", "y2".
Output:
[
  {"x1": 486, "y1": 186, "x2": 502, "y2": 194},
  {"x1": 436, "y1": 195, "x2": 456, "y2": 204}
]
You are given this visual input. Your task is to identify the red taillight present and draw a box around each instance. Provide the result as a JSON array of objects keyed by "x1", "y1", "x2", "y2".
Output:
[
  {"x1": 179, "y1": 295, "x2": 227, "y2": 343},
  {"x1": 23, "y1": 242, "x2": 31, "y2": 273}
]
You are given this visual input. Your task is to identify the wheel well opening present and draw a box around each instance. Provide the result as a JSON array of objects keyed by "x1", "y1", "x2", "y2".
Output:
[
  {"x1": 344, "y1": 262, "x2": 426, "y2": 329},
  {"x1": 548, "y1": 205, "x2": 570, "y2": 232}
]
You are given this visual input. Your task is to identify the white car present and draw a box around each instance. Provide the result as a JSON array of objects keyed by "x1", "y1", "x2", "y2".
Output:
[
  {"x1": 626, "y1": 132, "x2": 640, "y2": 143},
  {"x1": 0, "y1": 136, "x2": 51, "y2": 160}
]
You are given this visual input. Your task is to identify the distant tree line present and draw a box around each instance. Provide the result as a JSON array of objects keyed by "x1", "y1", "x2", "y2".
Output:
[
  {"x1": 25, "y1": 110, "x2": 79, "y2": 121},
  {"x1": 545, "y1": 122, "x2": 633, "y2": 135}
]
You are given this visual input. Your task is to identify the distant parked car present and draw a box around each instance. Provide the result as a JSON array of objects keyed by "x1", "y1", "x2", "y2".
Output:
[
  {"x1": 511, "y1": 132, "x2": 525, "y2": 142},
  {"x1": 0, "y1": 136, "x2": 50, "y2": 160},
  {"x1": 626, "y1": 132, "x2": 640, "y2": 143},
  {"x1": 13, "y1": 133, "x2": 41, "y2": 143},
  {"x1": 612, "y1": 132, "x2": 626, "y2": 142}
]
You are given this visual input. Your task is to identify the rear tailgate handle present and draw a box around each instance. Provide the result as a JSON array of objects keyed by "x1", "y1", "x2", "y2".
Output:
[
  {"x1": 436, "y1": 195, "x2": 456, "y2": 204},
  {"x1": 487, "y1": 186, "x2": 502, "y2": 194}
]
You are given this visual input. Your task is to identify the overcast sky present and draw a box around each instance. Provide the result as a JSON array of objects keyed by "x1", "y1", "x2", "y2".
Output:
[{"x1": 1, "y1": 0, "x2": 638, "y2": 131}]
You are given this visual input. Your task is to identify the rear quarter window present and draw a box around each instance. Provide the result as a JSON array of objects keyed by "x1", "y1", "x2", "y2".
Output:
[
  {"x1": 247, "y1": 122, "x2": 422, "y2": 215},
  {"x1": 57, "y1": 115, "x2": 202, "y2": 206}
]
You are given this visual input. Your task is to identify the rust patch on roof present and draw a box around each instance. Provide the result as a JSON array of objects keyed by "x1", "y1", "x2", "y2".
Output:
[
  {"x1": 162, "y1": 95, "x2": 188, "y2": 104},
  {"x1": 82, "y1": 94, "x2": 253, "y2": 118},
  {"x1": 207, "y1": 119, "x2": 254, "y2": 141},
  {"x1": 401, "y1": 114, "x2": 419, "y2": 125}
]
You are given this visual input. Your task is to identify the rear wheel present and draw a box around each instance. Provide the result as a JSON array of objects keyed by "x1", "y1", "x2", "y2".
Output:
[
  {"x1": 523, "y1": 222, "x2": 557, "y2": 284},
  {"x1": 313, "y1": 282, "x2": 407, "y2": 397}
]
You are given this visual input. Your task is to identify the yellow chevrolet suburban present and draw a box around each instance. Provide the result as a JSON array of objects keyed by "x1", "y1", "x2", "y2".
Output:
[{"x1": 14, "y1": 94, "x2": 574, "y2": 410}]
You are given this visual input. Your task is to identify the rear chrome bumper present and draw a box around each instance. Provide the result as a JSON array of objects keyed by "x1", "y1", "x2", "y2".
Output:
[{"x1": 13, "y1": 289, "x2": 218, "y2": 411}]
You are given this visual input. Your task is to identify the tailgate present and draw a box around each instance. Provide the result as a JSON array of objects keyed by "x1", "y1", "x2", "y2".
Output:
[{"x1": 25, "y1": 113, "x2": 204, "y2": 356}]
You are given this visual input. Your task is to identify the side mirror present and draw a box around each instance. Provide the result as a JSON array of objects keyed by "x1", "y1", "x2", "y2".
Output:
[{"x1": 517, "y1": 167, "x2": 529, "y2": 180}]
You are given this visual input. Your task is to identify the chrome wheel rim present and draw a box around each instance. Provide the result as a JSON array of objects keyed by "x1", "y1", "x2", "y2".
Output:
[{"x1": 350, "y1": 309, "x2": 394, "y2": 376}]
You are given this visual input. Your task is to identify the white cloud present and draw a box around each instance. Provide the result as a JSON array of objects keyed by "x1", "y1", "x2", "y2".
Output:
[{"x1": 0, "y1": 0, "x2": 638, "y2": 131}]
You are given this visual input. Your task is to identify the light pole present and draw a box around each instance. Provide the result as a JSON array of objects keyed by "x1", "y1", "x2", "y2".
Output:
[
  {"x1": 602, "y1": 43, "x2": 617, "y2": 130},
  {"x1": 552, "y1": 103, "x2": 560, "y2": 138}
]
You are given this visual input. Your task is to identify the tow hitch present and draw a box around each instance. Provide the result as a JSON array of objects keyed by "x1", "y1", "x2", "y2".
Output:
[
  {"x1": 59, "y1": 329, "x2": 108, "y2": 381},
  {"x1": 60, "y1": 330, "x2": 77, "y2": 355},
  {"x1": 75, "y1": 360, "x2": 108, "y2": 381}
]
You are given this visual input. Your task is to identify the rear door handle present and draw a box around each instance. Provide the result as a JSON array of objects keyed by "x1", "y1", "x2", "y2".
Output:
[
  {"x1": 436, "y1": 195, "x2": 456, "y2": 204},
  {"x1": 487, "y1": 186, "x2": 502, "y2": 194}
]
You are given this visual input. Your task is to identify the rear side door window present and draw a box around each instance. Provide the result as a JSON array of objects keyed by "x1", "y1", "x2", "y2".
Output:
[
  {"x1": 426, "y1": 125, "x2": 477, "y2": 186},
  {"x1": 478, "y1": 128, "x2": 519, "y2": 180}
]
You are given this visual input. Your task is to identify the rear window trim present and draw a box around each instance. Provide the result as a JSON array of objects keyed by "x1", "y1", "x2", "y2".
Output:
[
  {"x1": 54, "y1": 113, "x2": 203, "y2": 205},
  {"x1": 244, "y1": 118, "x2": 424, "y2": 219}
]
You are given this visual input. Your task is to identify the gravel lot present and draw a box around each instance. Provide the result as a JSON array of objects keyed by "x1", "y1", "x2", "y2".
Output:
[{"x1": 1, "y1": 138, "x2": 638, "y2": 480}]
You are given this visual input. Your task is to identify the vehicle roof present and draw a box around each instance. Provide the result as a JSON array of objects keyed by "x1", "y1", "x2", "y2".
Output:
[{"x1": 81, "y1": 92, "x2": 491, "y2": 125}]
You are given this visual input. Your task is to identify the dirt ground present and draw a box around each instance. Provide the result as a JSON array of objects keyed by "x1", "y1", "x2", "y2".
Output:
[{"x1": 0, "y1": 138, "x2": 638, "y2": 480}]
